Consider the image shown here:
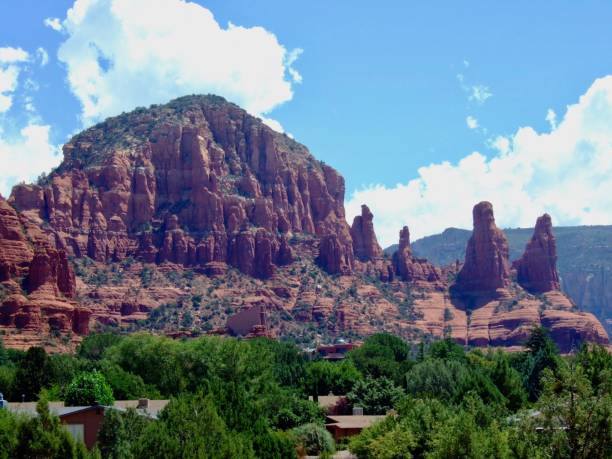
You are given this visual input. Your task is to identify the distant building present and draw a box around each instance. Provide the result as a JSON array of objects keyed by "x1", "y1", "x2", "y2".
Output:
[
  {"x1": 9, "y1": 399, "x2": 168, "y2": 449},
  {"x1": 325, "y1": 414, "x2": 385, "y2": 440},
  {"x1": 316, "y1": 342, "x2": 360, "y2": 361},
  {"x1": 226, "y1": 304, "x2": 272, "y2": 338}
]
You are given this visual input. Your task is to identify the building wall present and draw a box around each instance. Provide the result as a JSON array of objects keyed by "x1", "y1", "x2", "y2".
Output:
[
  {"x1": 60, "y1": 408, "x2": 106, "y2": 449},
  {"x1": 227, "y1": 305, "x2": 265, "y2": 336}
]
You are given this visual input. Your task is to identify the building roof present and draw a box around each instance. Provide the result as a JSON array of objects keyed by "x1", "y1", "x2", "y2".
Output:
[
  {"x1": 7, "y1": 400, "x2": 169, "y2": 420},
  {"x1": 325, "y1": 415, "x2": 385, "y2": 429}
]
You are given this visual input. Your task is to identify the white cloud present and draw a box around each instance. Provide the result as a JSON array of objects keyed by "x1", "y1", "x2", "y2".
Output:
[
  {"x1": 0, "y1": 124, "x2": 61, "y2": 197},
  {"x1": 546, "y1": 108, "x2": 557, "y2": 129},
  {"x1": 0, "y1": 47, "x2": 29, "y2": 63},
  {"x1": 346, "y1": 76, "x2": 612, "y2": 247},
  {"x1": 0, "y1": 45, "x2": 59, "y2": 195},
  {"x1": 55, "y1": 0, "x2": 302, "y2": 131},
  {"x1": 36, "y1": 47, "x2": 49, "y2": 66},
  {"x1": 469, "y1": 84, "x2": 492, "y2": 104},
  {"x1": 44, "y1": 17, "x2": 63, "y2": 31},
  {"x1": 0, "y1": 48, "x2": 31, "y2": 114},
  {"x1": 466, "y1": 115, "x2": 479, "y2": 129}
]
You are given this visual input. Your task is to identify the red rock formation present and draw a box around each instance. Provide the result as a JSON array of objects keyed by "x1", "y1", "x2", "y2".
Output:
[
  {"x1": 0, "y1": 196, "x2": 33, "y2": 277},
  {"x1": 393, "y1": 226, "x2": 441, "y2": 283},
  {"x1": 1, "y1": 96, "x2": 608, "y2": 353},
  {"x1": 0, "y1": 196, "x2": 86, "y2": 349},
  {"x1": 350, "y1": 205, "x2": 382, "y2": 261},
  {"x1": 513, "y1": 214, "x2": 561, "y2": 293},
  {"x1": 454, "y1": 202, "x2": 510, "y2": 294},
  {"x1": 9, "y1": 95, "x2": 353, "y2": 278},
  {"x1": 317, "y1": 234, "x2": 353, "y2": 275}
]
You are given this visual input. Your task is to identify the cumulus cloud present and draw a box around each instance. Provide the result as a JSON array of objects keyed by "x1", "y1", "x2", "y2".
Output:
[
  {"x1": 0, "y1": 47, "x2": 30, "y2": 113},
  {"x1": 54, "y1": 0, "x2": 302, "y2": 131},
  {"x1": 0, "y1": 124, "x2": 61, "y2": 197},
  {"x1": 466, "y1": 115, "x2": 479, "y2": 129},
  {"x1": 346, "y1": 76, "x2": 612, "y2": 247},
  {"x1": 0, "y1": 47, "x2": 29, "y2": 63},
  {"x1": 0, "y1": 45, "x2": 60, "y2": 196},
  {"x1": 43, "y1": 17, "x2": 63, "y2": 31}
]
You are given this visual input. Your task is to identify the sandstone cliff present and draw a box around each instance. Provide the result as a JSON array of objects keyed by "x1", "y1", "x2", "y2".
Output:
[
  {"x1": 0, "y1": 96, "x2": 608, "y2": 353},
  {"x1": 0, "y1": 196, "x2": 88, "y2": 350},
  {"x1": 9, "y1": 96, "x2": 353, "y2": 281}
]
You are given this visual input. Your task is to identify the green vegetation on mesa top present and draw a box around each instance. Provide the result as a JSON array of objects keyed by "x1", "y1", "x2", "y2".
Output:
[
  {"x1": 0, "y1": 328, "x2": 611, "y2": 458},
  {"x1": 52, "y1": 93, "x2": 315, "y2": 172}
]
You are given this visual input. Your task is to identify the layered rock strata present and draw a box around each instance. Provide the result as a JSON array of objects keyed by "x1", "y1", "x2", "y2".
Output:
[
  {"x1": 350, "y1": 205, "x2": 382, "y2": 261},
  {"x1": 455, "y1": 201, "x2": 510, "y2": 294},
  {"x1": 513, "y1": 214, "x2": 561, "y2": 293},
  {"x1": 9, "y1": 96, "x2": 352, "y2": 279}
]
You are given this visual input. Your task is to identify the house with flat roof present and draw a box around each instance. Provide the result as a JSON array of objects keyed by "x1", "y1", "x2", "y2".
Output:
[
  {"x1": 8, "y1": 399, "x2": 168, "y2": 449},
  {"x1": 325, "y1": 414, "x2": 386, "y2": 440}
]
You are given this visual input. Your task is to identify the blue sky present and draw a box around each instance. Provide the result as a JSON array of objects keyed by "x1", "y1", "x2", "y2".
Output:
[{"x1": 1, "y1": 1, "x2": 611, "y2": 245}]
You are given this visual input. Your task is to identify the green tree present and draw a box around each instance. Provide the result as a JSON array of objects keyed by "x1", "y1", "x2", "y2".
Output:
[
  {"x1": 97, "y1": 408, "x2": 148, "y2": 459},
  {"x1": 406, "y1": 359, "x2": 505, "y2": 406},
  {"x1": 132, "y1": 393, "x2": 255, "y2": 459},
  {"x1": 77, "y1": 332, "x2": 123, "y2": 361},
  {"x1": 0, "y1": 408, "x2": 20, "y2": 458},
  {"x1": 64, "y1": 371, "x2": 114, "y2": 406},
  {"x1": 272, "y1": 392, "x2": 326, "y2": 430},
  {"x1": 104, "y1": 333, "x2": 185, "y2": 396},
  {"x1": 427, "y1": 337, "x2": 467, "y2": 362},
  {"x1": 519, "y1": 327, "x2": 561, "y2": 401},
  {"x1": 13, "y1": 347, "x2": 52, "y2": 401},
  {"x1": 100, "y1": 363, "x2": 158, "y2": 400},
  {"x1": 574, "y1": 343, "x2": 612, "y2": 390},
  {"x1": 292, "y1": 423, "x2": 335, "y2": 456},
  {"x1": 511, "y1": 365, "x2": 612, "y2": 459},
  {"x1": 349, "y1": 333, "x2": 412, "y2": 386},
  {"x1": 347, "y1": 377, "x2": 403, "y2": 415},
  {"x1": 489, "y1": 353, "x2": 527, "y2": 411},
  {"x1": 251, "y1": 338, "x2": 307, "y2": 390},
  {"x1": 305, "y1": 359, "x2": 362, "y2": 397},
  {"x1": 14, "y1": 399, "x2": 88, "y2": 458}
]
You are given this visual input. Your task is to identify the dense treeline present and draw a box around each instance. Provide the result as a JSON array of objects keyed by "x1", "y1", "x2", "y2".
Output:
[{"x1": 0, "y1": 328, "x2": 609, "y2": 458}]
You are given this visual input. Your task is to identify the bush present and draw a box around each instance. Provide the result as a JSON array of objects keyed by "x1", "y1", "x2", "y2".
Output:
[
  {"x1": 64, "y1": 371, "x2": 114, "y2": 406},
  {"x1": 347, "y1": 377, "x2": 403, "y2": 415},
  {"x1": 292, "y1": 423, "x2": 335, "y2": 456}
]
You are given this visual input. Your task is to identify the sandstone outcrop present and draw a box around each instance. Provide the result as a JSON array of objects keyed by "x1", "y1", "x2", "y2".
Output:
[
  {"x1": 0, "y1": 196, "x2": 86, "y2": 349},
  {"x1": 513, "y1": 214, "x2": 561, "y2": 293},
  {"x1": 9, "y1": 95, "x2": 353, "y2": 279},
  {"x1": 454, "y1": 202, "x2": 510, "y2": 294},
  {"x1": 350, "y1": 205, "x2": 382, "y2": 261},
  {"x1": 393, "y1": 226, "x2": 441, "y2": 284},
  {"x1": 0, "y1": 97, "x2": 608, "y2": 353}
]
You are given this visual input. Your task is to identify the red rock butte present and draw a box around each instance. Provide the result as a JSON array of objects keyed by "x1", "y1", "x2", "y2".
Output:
[{"x1": 0, "y1": 96, "x2": 608, "y2": 352}]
